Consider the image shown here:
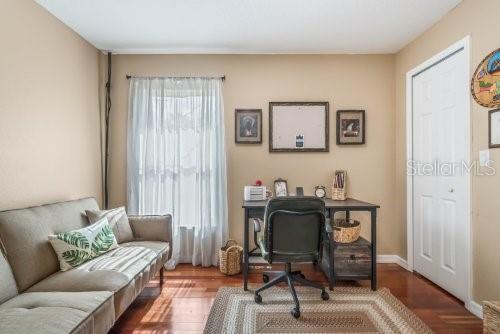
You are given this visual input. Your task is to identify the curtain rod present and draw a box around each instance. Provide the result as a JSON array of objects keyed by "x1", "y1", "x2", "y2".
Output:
[{"x1": 126, "y1": 75, "x2": 225, "y2": 81}]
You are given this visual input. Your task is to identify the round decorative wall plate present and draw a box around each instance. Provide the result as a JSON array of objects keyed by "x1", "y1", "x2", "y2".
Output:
[{"x1": 471, "y1": 48, "x2": 500, "y2": 108}]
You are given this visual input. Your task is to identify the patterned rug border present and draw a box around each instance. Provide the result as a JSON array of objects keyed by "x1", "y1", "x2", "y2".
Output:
[{"x1": 204, "y1": 286, "x2": 433, "y2": 334}]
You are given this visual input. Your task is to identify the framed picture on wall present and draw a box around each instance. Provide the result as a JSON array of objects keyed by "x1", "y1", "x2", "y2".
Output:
[
  {"x1": 489, "y1": 108, "x2": 500, "y2": 148},
  {"x1": 235, "y1": 109, "x2": 262, "y2": 144},
  {"x1": 269, "y1": 102, "x2": 329, "y2": 152},
  {"x1": 336, "y1": 110, "x2": 365, "y2": 145}
]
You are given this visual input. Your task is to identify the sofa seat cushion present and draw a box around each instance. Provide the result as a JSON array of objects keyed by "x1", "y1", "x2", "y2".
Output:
[
  {"x1": 121, "y1": 240, "x2": 168, "y2": 253},
  {"x1": 0, "y1": 291, "x2": 114, "y2": 334},
  {"x1": 28, "y1": 246, "x2": 157, "y2": 291},
  {"x1": 121, "y1": 241, "x2": 169, "y2": 273},
  {"x1": 27, "y1": 245, "x2": 167, "y2": 318},
  {"x1": 121, "y1": 240, "x2": 169, "y2": 258}
]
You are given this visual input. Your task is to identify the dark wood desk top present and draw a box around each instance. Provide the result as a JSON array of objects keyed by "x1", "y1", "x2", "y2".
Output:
[{"x1": 242, "y1": 197, "x2": 379, "y2": 209}]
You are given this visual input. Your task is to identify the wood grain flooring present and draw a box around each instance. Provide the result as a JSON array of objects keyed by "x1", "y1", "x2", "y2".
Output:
[{"x1": 110, "y1": 263, "x2": 482, "y2": 333}]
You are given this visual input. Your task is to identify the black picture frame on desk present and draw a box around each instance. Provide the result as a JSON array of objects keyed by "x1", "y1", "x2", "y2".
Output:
[{"x1": 274, "y1": 178, "x2": 288, "y2": 197}]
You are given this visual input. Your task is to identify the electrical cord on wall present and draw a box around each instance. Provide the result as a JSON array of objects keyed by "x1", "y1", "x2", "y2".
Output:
[{"x1": 104, "y1": 52, "x2": 112, "y2": 209}]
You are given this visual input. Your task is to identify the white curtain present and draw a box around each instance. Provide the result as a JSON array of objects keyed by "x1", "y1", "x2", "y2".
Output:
[{"x1": 127, "y1": 77, "x2": 228, "y2": 268}]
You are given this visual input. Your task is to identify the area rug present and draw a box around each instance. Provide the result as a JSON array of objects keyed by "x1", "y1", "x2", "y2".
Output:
[{"x1": 204, "y1": 286, "x2": 432, "y2": 333}]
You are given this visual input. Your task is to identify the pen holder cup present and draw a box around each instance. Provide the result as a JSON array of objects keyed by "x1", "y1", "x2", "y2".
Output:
[{"x1": 332, "y1": 187, "x2": 346, "y2": 201}]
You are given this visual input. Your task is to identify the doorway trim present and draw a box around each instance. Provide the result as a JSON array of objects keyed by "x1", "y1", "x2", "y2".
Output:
[{"x1": 405, "y1": 36, "x2": 472, "y2": 309}]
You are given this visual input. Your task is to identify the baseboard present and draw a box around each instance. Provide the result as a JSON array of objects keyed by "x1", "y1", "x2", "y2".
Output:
[
  {"x1": 377, "y1": 255, "x2": 410, "y2": 271},
  {"x1": 467, "y1": 300, "x2": 483, "y2": 319}
]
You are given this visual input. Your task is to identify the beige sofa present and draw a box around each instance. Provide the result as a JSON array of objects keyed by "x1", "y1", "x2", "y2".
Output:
[{"x1": 0, "y1": 198, "x2": 172, "y2": 334}]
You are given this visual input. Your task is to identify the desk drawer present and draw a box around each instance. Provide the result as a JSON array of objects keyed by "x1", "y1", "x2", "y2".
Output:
[{"x1": 321, "y1": 237, "x2": 371, "y2": 278}]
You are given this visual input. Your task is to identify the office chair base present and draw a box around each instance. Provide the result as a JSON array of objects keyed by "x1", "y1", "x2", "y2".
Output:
[
  {"x1": 254, "y1": 263, "x2": 329, "y2": 318},
  {"x1": 291, "y1": 307, "x2": 300, "y2": 318},
  {"x1": 262, "y1": 271, "x2": 304, "y2": 283}
]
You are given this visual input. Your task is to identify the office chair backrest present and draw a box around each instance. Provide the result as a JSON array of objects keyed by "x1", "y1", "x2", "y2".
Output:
[{"x1": 263, "y1": 197, "x2": 325, "y2": 262}]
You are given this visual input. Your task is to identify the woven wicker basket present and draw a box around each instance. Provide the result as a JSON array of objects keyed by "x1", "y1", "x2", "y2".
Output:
[
  {"x1": 332, "y1": 187, "x2": 346, "y2": 200},
  {"x1": 332, "y1": 219, "x2": 361, "y2": 243},
  {"x1": 219, "y1": 239, "x2": 243, "y2": 275},
  {"x1": 483, "y1": 301, "x2": 500, "y2": 334}
]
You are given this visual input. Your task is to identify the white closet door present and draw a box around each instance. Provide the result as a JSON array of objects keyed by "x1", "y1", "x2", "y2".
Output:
[{"x1": 412, "y1": 48, "x2": 469, "y2": 301}]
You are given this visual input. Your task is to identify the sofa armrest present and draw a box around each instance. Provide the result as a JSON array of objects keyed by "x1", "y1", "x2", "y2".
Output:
[{"x1": 128, "y1": 215, "x2": 172, "y2": 245}]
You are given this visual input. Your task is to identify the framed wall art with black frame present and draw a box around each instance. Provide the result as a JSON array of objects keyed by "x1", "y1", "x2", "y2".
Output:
[
  {"x1": 336, "y1": 110, "x2": 365, "y2": 145},
  {"x1": 235, "y1": 109, "x2": 262, "y2": 144}
]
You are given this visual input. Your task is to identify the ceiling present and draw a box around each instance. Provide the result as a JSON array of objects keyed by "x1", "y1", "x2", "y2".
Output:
[{"x1": 35, "y1": 0, "x2": 461, "y2": 54}]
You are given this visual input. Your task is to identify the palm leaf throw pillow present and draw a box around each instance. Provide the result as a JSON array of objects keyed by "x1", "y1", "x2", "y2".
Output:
[{"x1": 49, "y1": 218, "x2": 119, "y2": 271}]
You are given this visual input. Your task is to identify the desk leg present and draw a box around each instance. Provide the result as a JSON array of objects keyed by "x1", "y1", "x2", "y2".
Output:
[
  {"x1": 328, "y1": 209, "x2": 335, "y2": 291},
  {"x1": 371, "y1": 209, "x2": 377, "y2": 291},
  {"x1": 243, "y1": 208, "x2": 249, "y2": 291}
]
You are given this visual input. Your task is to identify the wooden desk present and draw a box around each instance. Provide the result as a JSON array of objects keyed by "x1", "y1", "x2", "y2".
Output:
[{"x1": 242, "y1": 197, "x2": 380, "y2": 291}]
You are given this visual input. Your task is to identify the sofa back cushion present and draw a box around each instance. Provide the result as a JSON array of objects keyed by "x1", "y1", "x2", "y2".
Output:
[
  {"x1": 0, "y1": 252, "x2": 18, "y2": 303},
  {"x1": 85, "y1": 207, "x2": 134, "y2": 243},
  {"x1": 0, "y1": 198, "x2": 99, "y2": 291}
]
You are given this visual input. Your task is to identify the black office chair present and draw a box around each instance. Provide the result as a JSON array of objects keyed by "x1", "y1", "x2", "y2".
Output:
[{"x1": 253, "y1": 196, "x2": 329, "y2": 318}]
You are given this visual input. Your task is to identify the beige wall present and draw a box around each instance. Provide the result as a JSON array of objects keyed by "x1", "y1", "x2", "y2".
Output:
[
  {"x1": 3, "y1": 0, "x2": 496, "y2": 308},
  {"x1": 107, "y1": 54, "x2": 399, "y2": 254},
  {"x1": 0, "y1": 0, "x2": 102, "y2": 210},
  {"x1": 395, "y1": 0, "x2": 500, "y2": 302}
]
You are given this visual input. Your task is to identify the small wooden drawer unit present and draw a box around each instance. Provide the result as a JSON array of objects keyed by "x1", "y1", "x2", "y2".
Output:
[{"x1": 321, "y1": 237, "x2": 372, "y2": 280}]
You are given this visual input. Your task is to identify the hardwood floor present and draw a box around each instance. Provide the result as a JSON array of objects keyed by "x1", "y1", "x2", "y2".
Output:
[{"x1": 111, "y1": 263, "x2": 482, "y2": 333}]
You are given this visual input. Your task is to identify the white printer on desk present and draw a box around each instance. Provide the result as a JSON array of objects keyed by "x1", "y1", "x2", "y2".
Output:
[{"x1": 244, "y1": 186, "x2": 267, "y2": 201}]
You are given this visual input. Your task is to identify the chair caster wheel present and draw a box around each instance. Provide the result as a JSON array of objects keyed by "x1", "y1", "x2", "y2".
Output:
[
  {"x1": 291, "y1": 307, "x2": 300, "y2": 318},
  {"x1": 321, "y1": 290, "x2": 330, "y2": 301},
  {"x1": 262, "y1": 274, "x2": 269, "y2": 283},
  {"x1": 254, "y1": 293, "x2": 262, "y2": 304}
]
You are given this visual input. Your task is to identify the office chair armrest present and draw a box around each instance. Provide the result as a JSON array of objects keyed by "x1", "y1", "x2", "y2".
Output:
[{"x1": 251, "y1": 218, "x2": 263, "y2": 232}]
